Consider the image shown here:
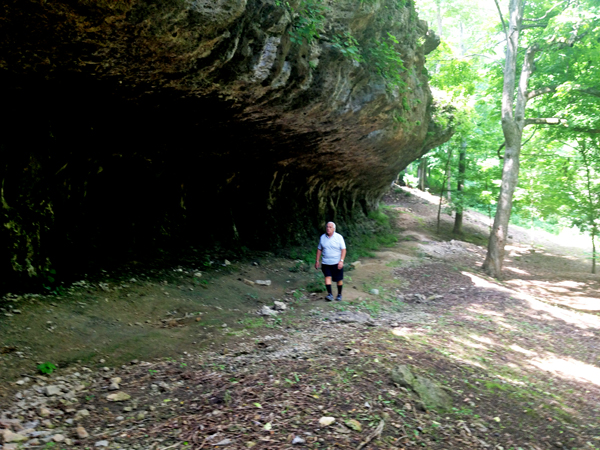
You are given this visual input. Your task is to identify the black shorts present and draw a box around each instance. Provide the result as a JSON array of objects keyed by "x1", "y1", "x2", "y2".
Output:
[{"x1": 321, "y1": 264, "x2": 344, "y2": 282}]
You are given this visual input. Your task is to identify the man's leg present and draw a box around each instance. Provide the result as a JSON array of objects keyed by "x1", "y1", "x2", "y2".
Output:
[
  {"x1": 336, "y1": 280, "x2": 343, "y2": 300},
  {"x1": 324, "y1": 276, "x2": 334, "y2": 300}
]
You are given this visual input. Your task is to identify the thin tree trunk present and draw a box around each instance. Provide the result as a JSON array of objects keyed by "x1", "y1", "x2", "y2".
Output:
[
  {"x1": 437, "y1": 147, "x2": 453, "y2": 234},
  {"x1": 592, "y1": 230, "x2": 597, "y2": 275},
  {"x1": 446, "y1": 146, "x2": 452, "y2": 200},
  {"x1": 453, "y1": 141, "x2": 466, "y2": 235},
  {"x1": 579, "y1": 139, "x2": 599, "y2": 274},
  {"x1": 418, "y1": 158, "x2": 428, "y2": 191},
  {"x1": 483, "y1": 0, "x2": 531, "y2": 279}
]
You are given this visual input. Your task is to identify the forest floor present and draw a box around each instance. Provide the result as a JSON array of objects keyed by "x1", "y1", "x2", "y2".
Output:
[{"x1": 1, "y1": 186, "x2": 599, "y2": 450}]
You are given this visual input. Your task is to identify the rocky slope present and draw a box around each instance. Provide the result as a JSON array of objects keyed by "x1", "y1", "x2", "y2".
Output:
[{"x1": 0, "y1": 0, "x2": 451, "y2": 284}]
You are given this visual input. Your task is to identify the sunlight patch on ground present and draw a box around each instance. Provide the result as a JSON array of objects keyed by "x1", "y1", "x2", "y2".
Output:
[
  {"x1": 512, "y1": 291, "x2": 600, "y2": 329},
  {"x1": 470, "y1": 334, "x2": 495, "y2": 345},
  {"x1": 529, "y1": 355, "x2": 600, "y2": 386},
  {"x1": 495, "y1": 320, "x2": 517, "y2": 331},
  {"x1": 509, "y1": 344, "x2": 537, "y2": 357},
  {"x1": 450, "y1": 336, "x2": 489, "y2": 350},
  {"x1": 505, "y1": 266, "x2": 531, "y2": 275},
  {"x1": 462, "y1": 272, "x2": 502, "y2": 290},
  {"x1": 495, "y1": 375, "x2": 528, "y2": 386},
  {"x1": 391, "y1": 327, "x2": 423, "y2": 337}
]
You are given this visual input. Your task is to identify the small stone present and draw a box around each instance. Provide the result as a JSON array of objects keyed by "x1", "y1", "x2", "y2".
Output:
[
  {"x1": 273, "y1": 301, "x2": 287, "y2": 311},
  {"x1": 102, "y1": 366, "x2": 110, "y2": 372},
  {"x1": 350, "y1": 261, "x2": 362, "y2": 268},
  {"x1": 255, "y1": 280, "x2": 271, "y2": 286},
  {"x1": 106, "y1": 392, "x2": 131, "y2": 402},
  {"x1": 108, "y1": 382, "x2": 120, "y2": 391},
  {"x1": 110, "y1": 377, "x2": 122, "y2": 384},
  {"x1": 75, "y1": 409, "x2": 90, "y2": 420},
  {"x1": 52, "y1": 434, "x2": 66, "y2": 442},
  {"x1": 215, "y1": 439, "x2": 233, "y2": 446},
  {"x1": 292, "y1": 436, "x2": 306, "y2": 445},
  {"x1": 318, "y1": 417, "x2": 336, "y2": 427},
  {"x1": 39, "y1": 407, "x2": 51, "y2": 417},
  {"x1": 224, "y1": 260, "x2": 231, "y2": 266},
  {"x1": 95, "y1": 440, "x2": 109, "y2": 447},
  {"x1": 76, "y1": 426, "x2": 89, "y2": 439},
  {"x1": 259, "y1": 306, "x2": 278, "y2": 317},
  {"x1": 1, "y1": 429, "x2": 28, "y2": 443},
  {"x1": 369, "y1": 289, "x2": 379, "y2": 295},
  {"x1": 115, "y1": 416, "x2": 124, "y2": 421},
  {"x1": 65, "y1": 438, "x2": 73, "y2": 445},
  {"x1": 243, "y1": 279, "x2": 255, "y2": 286},
  {"x1": 136, "y1": 411, "x2": 147, "y2": 420},
  {"x1": 194, "y1": 272, "x2": 202, "y2": 278},
  {"x1": 44, "y1": 385, "x2": 62, "y2": 396},
  {"x1": 4, "y1": 444, "x2": 18, "y2": 450},
  {"x1": 221, "y1": 323, "x2": 228, "y2": 328}
]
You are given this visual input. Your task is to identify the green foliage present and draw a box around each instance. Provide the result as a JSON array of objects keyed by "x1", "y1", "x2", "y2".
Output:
[
  {"x1": 365, "y1": 33, "x2": 407, "y2": 92},
  {"x1": 289, "y1": 0, "x2": 328, "y2": 46},
  {"x1": 331, "y1": 31, "x2": 363, "y2": 63},
  {"x1": 37, "y1": 362, "x2": 57, "y2": 374}
]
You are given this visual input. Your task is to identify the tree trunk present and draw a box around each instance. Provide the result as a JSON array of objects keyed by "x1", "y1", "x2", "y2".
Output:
[
  {"x1": 417, "y1": 158, "x2": 428, "y2": 191},
  {"x1": 453, "y1": 141, "x2": 466, "y2": 235},
  {"x1": 446, "y1": 147, "x2": 452, "y2": 200},
  {"x1": 437, "y1": 147, "x2": 453, "y2": 234},
  {"x1": 579, "y1": 139, "x2": 599, "y2": 274},
  {"x1": 592, "y1": 230, "x2": 597, "y2": 275},
  {"x1": 483, "y1": 0, "x2": 532, "y2": 279}
]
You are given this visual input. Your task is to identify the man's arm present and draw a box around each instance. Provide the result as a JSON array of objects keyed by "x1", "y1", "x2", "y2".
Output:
[
  {"x1": 315, "y1": 248, "x2": 322, "y2": 270},
  {"x1": 337, "y1": 248, "x2": 347, "y2": 270}
]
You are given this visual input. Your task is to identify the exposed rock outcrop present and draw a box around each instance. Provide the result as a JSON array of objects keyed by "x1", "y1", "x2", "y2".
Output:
[{"x1": 0, "y1": 0, "x2": 452, "y2": 283}]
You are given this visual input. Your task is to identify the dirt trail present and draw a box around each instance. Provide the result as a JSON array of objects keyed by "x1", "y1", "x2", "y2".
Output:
[{"x1": 1, "y1": 186, "x2": 599, "y2": 449}]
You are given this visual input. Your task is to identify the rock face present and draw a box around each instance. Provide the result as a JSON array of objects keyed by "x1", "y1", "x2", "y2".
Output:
[{"x1": 0, "y1": 0, "x2": 452, "y2": 282}]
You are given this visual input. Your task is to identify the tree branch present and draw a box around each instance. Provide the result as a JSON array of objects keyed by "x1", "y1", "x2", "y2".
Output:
[
  {"x1": 493, "y1": 0, "x2": 508, "y2": 44},
  {"x1": 522, "y1": 126, "x2": 539, "y2": 146},
  {"x1": 497, "y1": 141, "x2": 505, "y2": 159},
  {"x1": 521, "y1": 23, "x2": 549, "y2": 29},
  {"x1": 524, "y1": 118, "x2": 567, "y2": 126},
  {"x1": 522, "y1": 0, "x2": 570, "y2": 22},
  {"x1": 526, "y1": 85, "x2": 558, "y2": 100}
]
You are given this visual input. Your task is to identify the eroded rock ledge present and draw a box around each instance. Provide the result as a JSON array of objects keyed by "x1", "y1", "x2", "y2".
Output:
[{"x1": 0, "y1": 0, "x2": 452, "y2": 282}]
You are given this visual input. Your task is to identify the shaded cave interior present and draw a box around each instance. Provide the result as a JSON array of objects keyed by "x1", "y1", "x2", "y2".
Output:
[{"x1": 1, "y1": 72, "x2": 388, "y2": 285}]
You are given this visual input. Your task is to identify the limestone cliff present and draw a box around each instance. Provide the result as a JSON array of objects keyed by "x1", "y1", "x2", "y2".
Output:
[{"x1": 0, "y1": 0, "x2": 452, "y2": 282}]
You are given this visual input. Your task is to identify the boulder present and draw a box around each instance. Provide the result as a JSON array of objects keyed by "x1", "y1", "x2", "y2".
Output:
[{"x1": 391, "y1": 365, "x2": 452, "y2": 411}]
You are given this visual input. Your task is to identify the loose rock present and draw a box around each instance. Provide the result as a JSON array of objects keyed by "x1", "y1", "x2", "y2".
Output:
[
  {"x1": 319, "y1": 416, "x2": 336, "y2": 427},
  {"x1": 106, "y1": 392, "x2": 131, "y2": 402}
]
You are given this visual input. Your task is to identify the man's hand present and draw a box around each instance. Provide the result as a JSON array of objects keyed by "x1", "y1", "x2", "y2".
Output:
[
  {"x1": 337, "y1": 261, "x2": 344, "y2": 270},
  {"x1": 315, "y1": 261, "x2": 320, "y2": 270}
]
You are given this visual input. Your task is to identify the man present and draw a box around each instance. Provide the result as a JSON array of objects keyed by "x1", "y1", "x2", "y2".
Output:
[{"x1": 315, "y1": 221, "x2": 347, "y2": 301}]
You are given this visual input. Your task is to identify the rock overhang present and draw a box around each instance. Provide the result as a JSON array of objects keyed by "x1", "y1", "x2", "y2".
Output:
[{"x1": 0, "y1": 0, "x2": 453, "y2": 281}]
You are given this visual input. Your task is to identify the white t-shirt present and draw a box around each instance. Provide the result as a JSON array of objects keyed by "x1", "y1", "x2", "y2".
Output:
[{"x1": 318, "y1": 232, "x2": 346, "y2": 265}]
